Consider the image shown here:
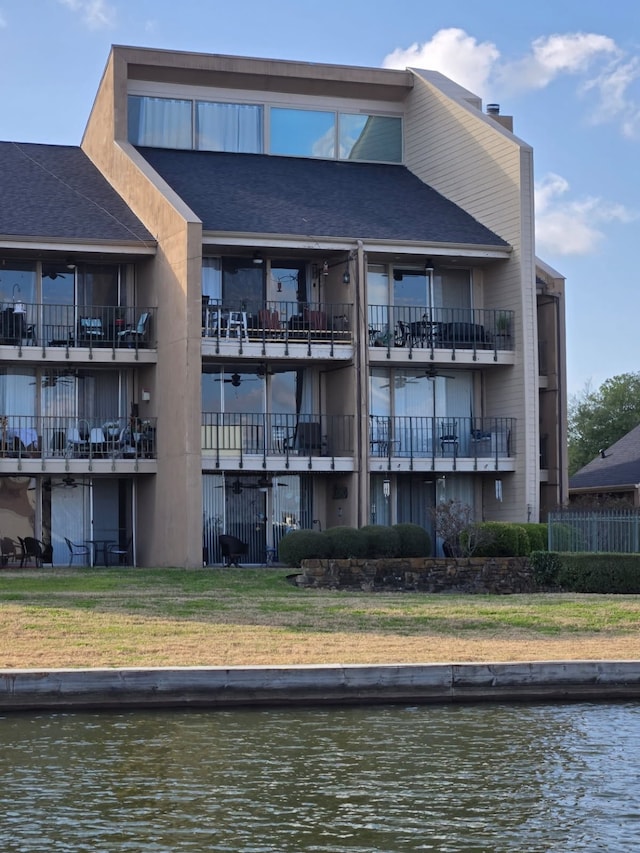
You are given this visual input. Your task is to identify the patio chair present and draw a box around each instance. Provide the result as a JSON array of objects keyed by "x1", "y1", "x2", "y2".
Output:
[
  {"x1": 218, "y1": 534, "x2": 248, "y2": 567},
  {"x1": 65, "y1": 537, "x2": 90, "y2": 567},
  {"x1": 106, "y1": 537, "x2": 132, "y2": 566},
  {"x1": 117, "y1": 312, "x2": 150, "y2": 347},
  {"x1": 19, "y1": 536, "x2": 44, "y2": 568}
]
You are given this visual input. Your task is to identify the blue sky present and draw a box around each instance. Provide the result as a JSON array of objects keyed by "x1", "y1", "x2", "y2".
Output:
[{"x1": 1, "y1": 0, "x2": 639, "y2": 396}]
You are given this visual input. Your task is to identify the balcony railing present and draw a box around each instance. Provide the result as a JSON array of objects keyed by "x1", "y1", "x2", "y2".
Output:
[
  {"x1": 369, "y1": 415, "x2": 515, "y2": 464},
  {"x1": 202, "y1": 300, "x2": 353, "y2": 354},
  {"x1": 201, "y1": 412, "x2": 355, "y2": 464},
  {"x1": 0, "y1": 415, "x2": 157, "y2": 460},
  {"x1": 368, "y1": 306, "x2": 515, "y2": 355},
  {"x1": 0, "y1": 304, "x2": 155, "y2": 354}
]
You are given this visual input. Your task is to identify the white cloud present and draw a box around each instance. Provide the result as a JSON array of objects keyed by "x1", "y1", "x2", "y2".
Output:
[
  {"x1": 583, "y1": 57, "x2": 640, "y2": 138},
  {"x1": 58, "y1": 0, "x2": 115, "y2": 30},
  {"x1": 535, "y1": 173, "x2": 636, "y2": 255},
  {"x1": 497, "y1": 33, "x2": 618, "y2": 93},
  {"x1": 382, "y1": 28, "x2": 499, "y2": 99},
  {"x1": 382, "y1": 29, "x2": 640, "y2": 137}
]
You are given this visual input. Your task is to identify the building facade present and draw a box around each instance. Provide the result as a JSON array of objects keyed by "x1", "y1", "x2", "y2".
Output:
[{"x1": 0, "y1": 46, "x2": 568, "y2": 567}]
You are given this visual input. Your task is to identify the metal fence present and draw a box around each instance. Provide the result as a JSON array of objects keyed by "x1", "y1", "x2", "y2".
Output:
[{"x1": 548, "y1": 510, "x2": 640, "y2": 553}]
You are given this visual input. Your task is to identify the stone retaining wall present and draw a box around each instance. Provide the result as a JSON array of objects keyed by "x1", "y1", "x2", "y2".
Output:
[{"x1": 295, "y1": 556, "x2": 537, "y2": 594}]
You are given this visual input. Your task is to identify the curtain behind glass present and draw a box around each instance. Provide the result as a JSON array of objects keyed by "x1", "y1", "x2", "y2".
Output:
[
  {"x1": 196, "y1": 102, "x2": 263, "y2": 153},
  {"x1": 128, "y1": 96, "x2": 192, "y2": 149}
]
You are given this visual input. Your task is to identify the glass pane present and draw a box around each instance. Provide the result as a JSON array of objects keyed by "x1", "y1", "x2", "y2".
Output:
[
  {"x1": 270, "y1": 108, "x2": 335, "y2": 158},
  {"x1": 0, "y1": 262, "x2": 35, "y2": 305},
  {"x1": 222, "y1": 260, "x2": 264, "y2": 315},
  {"x1": 432, "y1": 268, "x2": 471, "y2": 310},
  {"x1": 127, "y1": 95, "x2": 192, "y2": 149},
  {"x1": 42, "y1": 267, "x2": 74, "y2": 305},
  {"x1": 196, "y1": 102, "x2": 263, "y2": 153},
  {"x1": 340, "y1": 114, "x2": 402, "y2": 162},
  {"x1": 78, "y1": 265, "x2": 118, "y2": 309},
  {"x1": 393, "y1": 269, "x2": 428, "y2": 308}
]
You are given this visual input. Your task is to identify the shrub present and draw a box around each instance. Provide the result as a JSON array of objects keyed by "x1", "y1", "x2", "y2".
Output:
[
  {"x1": 277, "y1": 530, "x2": 331, "y2": 567},
  {"x1": 520, "y1": 523, "x2": 548, "y2": 552},
  {"x1": 393, "y1": 523, "x2": 432, "y2": 557},
  {"x1": 360, "y1": 525, "x2": 400, "y2": 558},
  {"x1": 514, "y1": 525, "x2": 531, "y2": 557},
  {"x1": 529, "y1": 550, "x2": 562, "y2": 587},
  {"x1": 556, "y1": 553, "x2": 640, "y2": 593},
  {"x1": 473, "y1": 522, "x2": 520, "y2": 557},
  {"x1": 323, "y1": 526, "x2": 368, "y2": 559}
]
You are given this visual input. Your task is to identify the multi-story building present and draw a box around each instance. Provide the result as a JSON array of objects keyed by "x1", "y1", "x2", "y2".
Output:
[{"x1": 0, "y1": 46, "x2": 567, "y2": 567}]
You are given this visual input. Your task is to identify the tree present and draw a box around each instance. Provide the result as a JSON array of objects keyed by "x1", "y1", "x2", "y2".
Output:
[{"x1": 568, "y1": 373, "x2": 640, "y2": 475}]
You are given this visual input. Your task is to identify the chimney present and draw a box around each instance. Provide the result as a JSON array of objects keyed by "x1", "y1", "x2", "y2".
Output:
[{"x1": 485, "y1": 102, "x2": 513, "y2": 132}]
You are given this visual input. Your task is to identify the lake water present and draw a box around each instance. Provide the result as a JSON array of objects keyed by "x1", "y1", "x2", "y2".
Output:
[{"x1": 1, "y1": 702, "x2": 639, "y2": 851}]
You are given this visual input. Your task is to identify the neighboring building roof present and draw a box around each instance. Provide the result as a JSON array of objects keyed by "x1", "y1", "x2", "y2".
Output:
[
  {"x1": 0, "y1": 142, "x2": 154, "y2": 245},
  {"x1": 569, "y1": 423, "x2": 640, "y2": 491},
  {"x1": 138, "y1": 148, "x2": 510, "y2": 246}
]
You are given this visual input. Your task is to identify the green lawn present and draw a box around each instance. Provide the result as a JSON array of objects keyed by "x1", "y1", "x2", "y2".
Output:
[{"x1": 1, "y1": 567, "x2": 639, "y2": 668}]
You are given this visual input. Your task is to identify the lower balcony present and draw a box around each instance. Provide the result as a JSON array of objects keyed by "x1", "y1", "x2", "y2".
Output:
[
  {"x1": 0, "y1": 415, "x2": 157, "y2": 474},
  {"x1": 369, "y1": 415, "x2": 515, "y2": 472},
  {"x1": 201, "y1": 413, "x2": 355, "y2": 472}
]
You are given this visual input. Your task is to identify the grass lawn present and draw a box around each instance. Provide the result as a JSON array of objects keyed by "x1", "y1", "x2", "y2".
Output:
[{"x1": 1, "y1": 566, "x2": 639, "y2": 668}]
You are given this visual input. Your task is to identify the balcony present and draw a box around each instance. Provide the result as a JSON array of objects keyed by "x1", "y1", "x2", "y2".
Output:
[
  {"x1": 201, "y1": 412, "x2": 355, "y2": 471},
  {"x1": 369, "y1": 415, "x2": 515, "y2": 472},
  {"x1": 0, "y1": 415, "x2": 157, "y2": 473},
  {"x1": 202, "y1": 300, "x2": 353, "y2": 360},
  {"x1": 0, "y1": 304, "x2": 156, "y2": 361},
  {"x1": 368, "y1": 306, "x2": 515, "y2": 364}
]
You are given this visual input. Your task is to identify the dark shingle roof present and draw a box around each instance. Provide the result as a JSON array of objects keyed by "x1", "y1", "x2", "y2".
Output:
[
  {"x1": 569, "y1": 424, "x2": 640, "y2": 490},
  {"x1": 0, "y1": 142, "x2": 154, "y2": 245},
  {"x1": 138, "y1": 148, "x2": 509, "y2": 246}
]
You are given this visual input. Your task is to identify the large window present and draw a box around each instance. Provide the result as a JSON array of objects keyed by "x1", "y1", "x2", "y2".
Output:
[
  {"x1": 196, "y1": 102, "x2": 262, "y2": 153},
  {"x1": 128, "y1": 95, "x2": 402, "y2": 162},
  {"x1": 128, "y1": 96, "x2": 193, "y2": 149}
]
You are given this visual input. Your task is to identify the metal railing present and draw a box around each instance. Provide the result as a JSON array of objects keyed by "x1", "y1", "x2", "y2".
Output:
[
  {"x1": 0, "y1": 415, "x2": 157, "y2": 460},
  {"x1": 368, "y1": 306, "x2": 515, "y2": 355},
  {"x1": 201, "y1": 412, "x2": 355, "y2": 466},
  {"x1": 548, "y1": 510, "x2": 640, "y2": 553},
  {"x1": 202, "y1": 300, "x2": 353, "y2": 355},
  {"x1": 0, "y1": 303, "x2": 156, "y2": 354},
  {"x1": 369, "y1": 415, "x2": 515, "y2": 465}
]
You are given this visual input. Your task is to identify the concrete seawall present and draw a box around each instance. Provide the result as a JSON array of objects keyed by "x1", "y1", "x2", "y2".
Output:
[{"x1": 2, "y1": 661, "x2": 640, "y2": 711}]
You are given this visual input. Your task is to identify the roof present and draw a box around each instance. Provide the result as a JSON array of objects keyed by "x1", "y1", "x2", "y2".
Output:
[
  {"x1": 569, "y1": 423, "x2": 640, "y2": 491},
  {"x1": 138, "y1": 148, "x2": 510, "y2": 246},
  {"x1": 0, "y1": 142, "x2": 154, "y2": 245}
]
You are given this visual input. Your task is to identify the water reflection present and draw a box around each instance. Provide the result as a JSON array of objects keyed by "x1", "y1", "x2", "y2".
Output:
[{"x1": 1, "y1": 703, "x2": 639, "y2": 851}]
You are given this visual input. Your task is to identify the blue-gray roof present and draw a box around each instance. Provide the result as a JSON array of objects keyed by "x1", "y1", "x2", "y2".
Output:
[
  {"x1": 138, "y1": 148, "x2": 509, "y2": 246},
  {"x1": 0, "y1": 142, "x2": 154, "y2": 245},
  {"x1": 569, "y1": 424, "x2": 640, "y2": 490}
]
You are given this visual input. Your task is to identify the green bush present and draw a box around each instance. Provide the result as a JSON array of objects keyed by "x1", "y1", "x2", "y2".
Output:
[
  {"x1": 473, "y1": 522, "x2": 520, "y2": 557},
  {"x1": 323, "y1": 526, "x2": 368, "y2": 559},
  {"x1": 520, "y1": 523, "x2": 548, "y2": 552},
  {"x1": 277, "y1": 530, "x2": 331, "y2": 567},
  {"x1": 393, "y1": 523, "x2": 432, "y2": 557},
  {"x1": 556, "y1": 553, "x2": 640, "y2": 593},
  {"x1": 514, "y1": 525, "x2": 531, "y2": 557},
  {"x1": 529, "y1": 550, "x2": 562, "y2": 587},
  {"x1": 360, "y1": 525, "x2": 400, "y2": 558}
]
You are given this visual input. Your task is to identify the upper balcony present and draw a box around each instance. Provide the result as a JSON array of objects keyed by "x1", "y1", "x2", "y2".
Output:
[
  {"x1": 0, "y1": 304, "x2": 157, "y2": 364},
  {"x1": 368, "y1": 306, "x2": 515, "y2": 366},
  {"x1": 202, "y1": 299, "x2": 354, "y2": 361}
]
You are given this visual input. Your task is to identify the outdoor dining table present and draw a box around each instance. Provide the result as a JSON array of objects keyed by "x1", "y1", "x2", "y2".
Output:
[{"x1": 84, "y1": 539, "x2": 116, "y2": 567}]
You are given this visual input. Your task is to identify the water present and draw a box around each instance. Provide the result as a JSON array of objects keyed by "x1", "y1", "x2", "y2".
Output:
[{"x1": 1, "y1": 702, "x2": 640, "y2": 852}]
